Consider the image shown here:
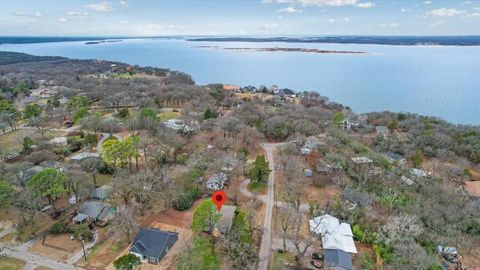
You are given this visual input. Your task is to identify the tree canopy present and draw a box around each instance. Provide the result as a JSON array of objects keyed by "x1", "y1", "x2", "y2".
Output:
[{"x1": 250, "y1": 154, "x2": 271, "y2": 183}]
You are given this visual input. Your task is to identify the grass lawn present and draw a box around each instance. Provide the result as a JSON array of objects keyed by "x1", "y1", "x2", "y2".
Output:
[
  {"x1": 0, "y1": 257, "x2": 25, "y2": 270},
  {"x1": 0, "y1": 129, "x2": 65, "y2": 153},
  {"x1": 177, "y1": 237, "x2": 220, "y2": 270},
  {"x1": 271, "y1": 251, "x2": 295, "y2": 269},
  {"x1": 95, "y1": 174, "x2": 113, "y2": 186},
  {"x1": 158, "y1": 111, "x2": 180, "y2": 121},
  {"x1": 248, "y1": 181, "x2": 267, "y2": 195}
]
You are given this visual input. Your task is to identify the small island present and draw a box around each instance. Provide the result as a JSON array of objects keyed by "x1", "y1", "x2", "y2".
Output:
[{"x1": 195, "y1": 45, "x2": 367, "y2": 54}]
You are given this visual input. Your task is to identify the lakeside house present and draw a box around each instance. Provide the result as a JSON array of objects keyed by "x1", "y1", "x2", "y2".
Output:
[{"x1": 129, "y1": 228, "x2": 178, "y2": 264}]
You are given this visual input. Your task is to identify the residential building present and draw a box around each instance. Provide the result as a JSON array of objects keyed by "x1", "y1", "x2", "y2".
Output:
[
  {"x1": 375, "y1": 126, "x2": 389, "y2": 138},
  {"x1": 216, "y1": 205, "x2": 237, "y2": 234},
  {"x1": 206, "y1": 172, "x2": 228, "y2": 190},
  {"x1": 410, "y1": 168, "x2": 428, "y2": 178},
  {"x1": 129, "y1": 228, "x2": 178, "y2": 264},
  {"x1": 385, "y1": 152, "x2": 406, "y2": 165},
  {"x1": 309, "y1": 214, "x2": 357, "y2": 254},
  {"x1": 74, "y1": 201, "x2": 115, "y2": 225},
  {"x1": 324, "y1": 249, "x2": 354, "y2": 270}
]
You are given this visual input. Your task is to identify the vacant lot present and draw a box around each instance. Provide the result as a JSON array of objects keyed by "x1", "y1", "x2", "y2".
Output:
[
  {"x1": 29, "y1": 233, "x2": 82, "y2": 262},
  {"x1": 0, "y1": 128, "x2": 65, "y2": 153},
  {"x1": 159, "y1": 111, "x2": 180, "y2": 121},
  {"x1": 0, "y1": 257, "x2": 25, "y2": 270}
]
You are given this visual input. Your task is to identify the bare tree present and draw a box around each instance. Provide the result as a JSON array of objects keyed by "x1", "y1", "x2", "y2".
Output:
[
  {"x1": 288, "y1": 211, "x2": 317, "y2": 268},
  {"x1": 110, "y1": 207, "x2": 138, "y2": 242}
]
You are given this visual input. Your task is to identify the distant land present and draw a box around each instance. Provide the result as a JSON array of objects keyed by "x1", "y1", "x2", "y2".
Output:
[
  {"x1": 195, "y1": 45, "x2": 367, "y2": 54},
  {"x1": 2, "y1": 35, "x2": 480, "y2": 46},
  {"x1": 189, "y1": 36, "x2": 480, "y2": 46},
  {"x1": 0, "y1": 36, "x2": 128, "y2": 44}
]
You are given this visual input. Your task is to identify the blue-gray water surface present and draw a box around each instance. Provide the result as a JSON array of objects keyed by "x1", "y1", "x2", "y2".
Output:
[{"x1": 1, "y1": 38, "x2": 479, "y2": 125}]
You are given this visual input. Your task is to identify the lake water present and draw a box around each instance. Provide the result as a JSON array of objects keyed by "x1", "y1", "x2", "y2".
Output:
[{"x1": 1, "y1": 38, "x2": 479, "y2": 125}]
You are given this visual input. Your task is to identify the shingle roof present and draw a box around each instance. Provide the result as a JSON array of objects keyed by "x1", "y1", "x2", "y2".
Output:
[
  {"x1": 217, "y1": 205, "x2": 236, "y2": 233},
  {"x1": 129, "y1": 228, "x2": 178, "y2": 260},
  {"x1": 324, "y1": 249, "x2": 354, "y2": 270}
]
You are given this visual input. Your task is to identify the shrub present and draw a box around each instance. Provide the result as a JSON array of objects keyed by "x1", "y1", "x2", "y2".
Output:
[
  {"x1": 113, "y1": 253, "x2": 141, "y2": 270},
  {"x1": 118, "y1": 108, "x2": 130, "y2": 119},
  {"x1": 176, "y1": 153, "x2": 188, "y2": 165},
  {"x1": 373, "y1": 243, "x2": 393, "y2": 263},
  {"x1": 67, "y1": 136, "x2": 84, "y2": 152},
  {"x1": 74, "y1": 225, "x2": 94, "y2": 242},
  {"x1": 173, "y1": 186, "x2": 200, "y2": 211},
  {"x1": 49, "y1": 222, "x2": 71, "y2": 234}
]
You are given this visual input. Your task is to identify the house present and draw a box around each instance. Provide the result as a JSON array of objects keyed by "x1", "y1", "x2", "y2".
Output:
[
  {"x1": 164, "y1": 119, "x2": 195, "y2": 134},
  {"x1": 91, "y1": 185, "x2": 112, "y2": 200},
  {"x1": 70, "y1": 152, "x2": 100, "y2": 161},
  {"x1": 401, "y1": 175, "x2": 414, "y2": 186},
  {"x1": 351, "y1": 157, "x2": 372, "y2": 164},
  {"x1": 75, "y1": 201, "x2": 115, "y2": 225},
  {"x1": 300, "y1": 136, "x2": 324, "y2": 155},
  {"x1": 223, "y1": 84, "x2": 241, "y2": 92},
  {"x1": 129, "y1": 228, "x2": 178, "y2": 264},
  {"x1": 309, "y1": 214, "x2": 357, "y2": 254},
  {"x1": 324, "y1": 249, "x2": 354, "y2": 270},
  {"x1": 375, "y1": 126, "x2": 389, "y2": 138},
  {"x1": 48, "y1": 137, "x2": 68, "y2": 146},
  {"x1": 410, "y1": 168, "x2": 428, "y2": 178},
  {"x1": 206, "y1": 172, "x2": 228, "y2": 190},
  {"x1": 340, "y1": 118, "x2": 359, "y2": 130},
  {"x1": 5, "y1": 151, "x2": 20, "y2": 162},
  {"x1": 215, "y1": 205, "x2": 237, "y2": 234},
  {"x1": 385, "y1": 152, "x2": 406, "y2": 165}
]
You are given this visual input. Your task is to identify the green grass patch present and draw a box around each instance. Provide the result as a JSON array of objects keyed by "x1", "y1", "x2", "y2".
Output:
[
  {"x1": 177, "y1": 237, "x2": 220, "y2": 270},
  {"x1": 248, "y1": 181, "x2": 267, "y2": 194},
  {"x1": 96, "y1": 174, "x2": 113, "y2": 186},
  {"x1": 271, "y1": 251, "x2": 295, "y2": 269},
  {"x1": 0, "y1": 257, "x2": 25, "y2": 270},
  {"x1": 159, "y1": 111, "x2": 180, "y2": 121}
]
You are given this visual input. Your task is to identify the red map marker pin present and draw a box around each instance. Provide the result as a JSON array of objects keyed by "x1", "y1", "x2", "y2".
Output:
[{"x1": 211, "y1": 190, "x2": 227, "y2": 212}]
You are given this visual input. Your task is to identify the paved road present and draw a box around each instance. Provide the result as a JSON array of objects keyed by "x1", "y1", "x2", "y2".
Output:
[
  {"x1": 2, "y1": 247, "x2": 85, "y2": 270},
  {"x1": 258, "y1": 143, "x2": 280, "y2": 270},
  {"x1": 240, "y1": 178, "x2": 309, "y2": 213}
]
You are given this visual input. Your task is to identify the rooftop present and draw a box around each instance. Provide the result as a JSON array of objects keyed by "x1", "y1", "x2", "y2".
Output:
[
  {"x1": 129, "y1": 228, "x2": 178, "y2": 260},
  {"x1": 351, "y1": 157, "x2": 372, "y2": 164}
]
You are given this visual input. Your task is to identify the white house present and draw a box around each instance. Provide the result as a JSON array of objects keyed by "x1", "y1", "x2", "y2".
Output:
[
  {"x1": 410, "y1": 168, "x2": 428, "y2": 178},
  {"x1": 309, "y1": 214, "x2": 357, "y2": 254}
]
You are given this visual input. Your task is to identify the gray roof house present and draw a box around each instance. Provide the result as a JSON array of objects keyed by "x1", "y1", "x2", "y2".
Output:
[
  {"x1": 324, "y1": 249, "x2": 354, "y2": 270},
  {"x1": 217, "y1": 205, "x2": 237, "y2": 233},
  {"x1": 385, "y1": 152, "x2": 406, "y2": 165},
  {"x1": 206, "y1": 172, "x2": 228, "y2": 190},
  {"x1": 129, "y1": 228, "x2": 178, "y2": 264},
  {"x1": 90, "y1": 185, "x2": 112, "y2": 200},
  {"x1": 76, "y1": 201, "x2": 115, "y2": 223}
]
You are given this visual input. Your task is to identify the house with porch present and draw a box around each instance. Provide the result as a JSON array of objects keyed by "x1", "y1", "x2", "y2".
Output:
[{"x1": 129, "y1": 228, "x2": 178, "y2": 264}]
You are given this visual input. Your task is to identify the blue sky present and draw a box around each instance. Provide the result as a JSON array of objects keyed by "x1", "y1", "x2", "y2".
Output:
[{"x1": 1, "y1": 0, "x2": 479, "y2": 36}]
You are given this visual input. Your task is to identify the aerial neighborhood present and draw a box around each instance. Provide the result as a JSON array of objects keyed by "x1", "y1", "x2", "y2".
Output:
[{"x1": 0, "y1": 51, "x2": 479, "y2": 270}]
